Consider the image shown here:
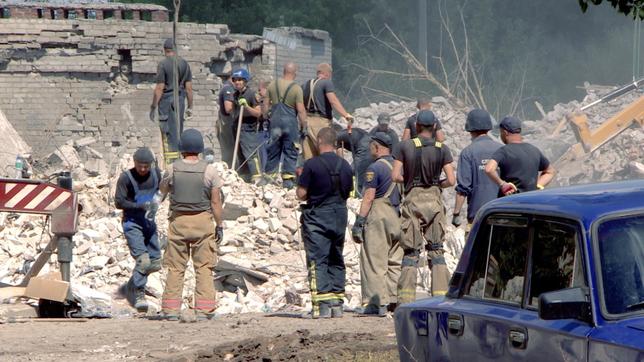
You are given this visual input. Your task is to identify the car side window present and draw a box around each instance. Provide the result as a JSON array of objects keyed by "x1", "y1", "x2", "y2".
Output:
[
  {"x1": 528, "y1": 220, "x2": 584, "y2": 307},
  {"x1": 466, "y1": 216, "x2": 529, "y2": 304}
]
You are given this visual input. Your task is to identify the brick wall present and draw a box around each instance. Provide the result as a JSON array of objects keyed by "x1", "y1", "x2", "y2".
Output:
[{"x1": 0, "y1": 19, "x2": 330, "y2": 170}]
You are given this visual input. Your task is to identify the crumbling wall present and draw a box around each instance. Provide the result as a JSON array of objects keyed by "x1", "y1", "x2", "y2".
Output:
[{"x1": 0, "y1": 18, "x2": 274, "y2": 167}]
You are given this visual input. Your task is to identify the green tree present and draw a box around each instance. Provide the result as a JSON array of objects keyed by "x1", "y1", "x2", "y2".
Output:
[{"x1": 579, "y1": 0, "x2": 644, "y2": 19}]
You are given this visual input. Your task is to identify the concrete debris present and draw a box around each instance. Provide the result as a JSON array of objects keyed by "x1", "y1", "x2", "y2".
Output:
[{"x1": 0, "y1": 84, "x2": 641, "y2": 318}]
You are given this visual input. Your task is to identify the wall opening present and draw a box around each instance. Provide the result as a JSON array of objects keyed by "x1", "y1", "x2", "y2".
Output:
[
  {"x1": 103, "y1": 10, "x2": 114, "y2": 19},
  {"x1": 0, "y1": 8, "x2": 10, "y2": 18},
  {"x1": 141, "y1": 10, "x2": 152, "y2": 21},
  {"x1": 85, "y1": 9, "x2": 97, "y2": 20}
]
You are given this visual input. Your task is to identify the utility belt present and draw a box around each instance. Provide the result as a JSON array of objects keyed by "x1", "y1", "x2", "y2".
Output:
[
  {"x1": 301, "y1": 195, "x2": 346, "y2": 211},
  {"x1": 169, "y1": 209, "x2": 211, "y2": 218},
  {"x1": 405, "y1": 183, "x2": 440, "y2": 196}
]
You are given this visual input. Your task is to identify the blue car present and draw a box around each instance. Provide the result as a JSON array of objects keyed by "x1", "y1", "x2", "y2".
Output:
[{"x1": 395, "y1": 180, "x2": 644, "y2": 361}]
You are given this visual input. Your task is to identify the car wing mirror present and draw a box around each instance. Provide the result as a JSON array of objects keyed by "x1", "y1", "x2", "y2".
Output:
[{"x1": 538, "y1": 287, "x2": 592, "y2": 323}]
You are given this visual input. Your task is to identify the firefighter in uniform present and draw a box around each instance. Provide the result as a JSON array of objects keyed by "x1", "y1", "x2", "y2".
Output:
[
  {"x1": 114, "y1": 147, "x2": 163, "y2": 312},
  {"x1": 224, "y1": 68, "x2": 263, "y2": 183},
  {"x1": 261, "y1": 62, "x2": 307, "y2": 189},
  {"x1": 392, "y1": 110, "x2": 456, "y2": 303},
  {"x1": 217, "y1": 75, "x2": 235, "y2": 168},
  {"x1": 297, "y1": 127, "x2": 353, "y2": 318},
  {"x1": 301, "y1": 63, "x2": 353, "y2": 160},
  {"x1": 158, "y1": 129, "x2": 224, "y2": 321},
  {"x1": 452, "y1": 109, "x2": 502, "y2": 235},
  {"x1": 351, "y1": 132, "x2": 403, "y2": 316},
  {"x1": 150, "y1": 39, "x2": 193, "y2": 166}
]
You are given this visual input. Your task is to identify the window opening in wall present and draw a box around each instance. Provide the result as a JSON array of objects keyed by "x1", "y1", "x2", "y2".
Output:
[
  {"x1": 141, "y1": 10, "x2": 152, "y2": 21},
  {"x1": 117, "y1": 49, "x2": 133, "y2": 76},
  {"x1": 65, "y1": 10, "x2": 77, "y2": 19},
  {"x1": 0, "y1": 8, "x2": 10, "y2": 18},
  {"x1": 37, "y1": 8, "x2": 44, "y2": 18},
  {"x1": 123, "y1": 10, "x2": 134, "y2": 20},
  {"x1": 51, "y1": 9, "x2": 63, "y2": 20},
  {"x1": 85, "y1": 10, "x2": 97, "y2": 20},
  {"x1": 103, "y1": 10, "x2": 114, "y2": 19}
]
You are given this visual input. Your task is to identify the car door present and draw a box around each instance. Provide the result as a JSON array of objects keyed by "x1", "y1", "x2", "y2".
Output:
[{"x1": 439, "y1": 214, "x2": 591, "y2": 361}]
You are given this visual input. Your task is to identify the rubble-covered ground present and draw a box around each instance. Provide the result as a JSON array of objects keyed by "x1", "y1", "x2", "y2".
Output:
[{"x1": 0, "y1": 85, "x2": 642, "y2": 360}]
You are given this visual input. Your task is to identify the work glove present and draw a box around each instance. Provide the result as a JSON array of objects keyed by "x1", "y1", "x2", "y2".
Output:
[
  {"x1": 237, "y1": 97, "x2": 249, "y2": 107},
  {"x1": 500, "y1": 182, "x2": 518, "y2": 196},
  {"x1": 215, "y1": 226, "x2": 224, "y2": 243},
  {"x1": 149, "y1": 106, "x2": 157, "y2": 122},
  {"x1": 452, "y1": 213, "x2": 463, "y2": 227},
  {"x1": 344, "y1": 113, "x2": 354, "y2": 123},
  {"x1": 299, "y1": 127, "x2": 308, "y2": 140},
  {"x1": 185, "y1": 107, "x2": 193, "y2": 120},
  {"x1": 352, "y1": 215, "x2": 367, "y2": 244}
]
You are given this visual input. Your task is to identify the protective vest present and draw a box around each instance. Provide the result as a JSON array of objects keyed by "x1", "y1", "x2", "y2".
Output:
[
  {"x1": 410, "y1": 137, "x2": 443, "y2": 191},
  {"x1": 170, "y1": 160, "x2": 211, "y2": 212},
  {"x1": 124, "y1": 169, "x2": 158, "y2": 219}
]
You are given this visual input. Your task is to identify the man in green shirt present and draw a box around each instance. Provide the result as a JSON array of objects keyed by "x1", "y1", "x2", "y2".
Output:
[{"x1": 260, "y1": 62, "x2": 307, "y2": 189}]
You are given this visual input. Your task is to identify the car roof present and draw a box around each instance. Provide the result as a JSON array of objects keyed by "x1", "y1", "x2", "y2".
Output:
[{"x1": 479, "y1": 179, "x2": 644, "y2": 226}]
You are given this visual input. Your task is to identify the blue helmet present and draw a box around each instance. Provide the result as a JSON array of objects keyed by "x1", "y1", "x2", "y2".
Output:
[
  {"x1": 231, "y1": 68, "x2": 250, "y2": 81},
  {"x1": 179, "y1": 129, "x2": 204, "y2": 154}
]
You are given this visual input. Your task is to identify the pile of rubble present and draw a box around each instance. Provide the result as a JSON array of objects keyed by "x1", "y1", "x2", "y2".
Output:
[{"x1": 1, "y1": 84, "x2": 641, "y2": 318}]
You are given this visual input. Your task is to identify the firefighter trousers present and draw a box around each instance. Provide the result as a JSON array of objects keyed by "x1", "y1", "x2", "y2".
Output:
[
  {"x1": 360, "y1": 198, "x2": 403, "y2": 306},
  {"x1": 398, "y1": 186, "x2": 450, "y2": 304},
  {"x1": 302, "y1": 115, "x2": 331, "y2": 161},
  {"x1": 301, "y1": 202, "x2": 348, "y2": 312},
  {"x1": 161, "y1": 211, "x2": 218, "y2": 313}
]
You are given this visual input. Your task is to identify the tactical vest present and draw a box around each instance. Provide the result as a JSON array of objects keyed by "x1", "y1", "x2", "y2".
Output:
[{"x1": 170, "y1": 159, "x2": 211, "y2": 212}]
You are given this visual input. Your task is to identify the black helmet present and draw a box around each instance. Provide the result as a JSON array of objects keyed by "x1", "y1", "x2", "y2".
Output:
[
  {"x1": 133, "y1": 147, "x2": 155, "y2": 163},
  {"x1": 179, "y1": 129, "x2": 204, "y2": 154},
  {"x1": 465, "y1": 109, "x2": 493, "y2": 132}
]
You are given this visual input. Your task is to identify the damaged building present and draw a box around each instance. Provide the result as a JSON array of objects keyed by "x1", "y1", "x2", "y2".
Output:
[{"x1": 0, "y1": 0, "x2": 332, "y2": 175}]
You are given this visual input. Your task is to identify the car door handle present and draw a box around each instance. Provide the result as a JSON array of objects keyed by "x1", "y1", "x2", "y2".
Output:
[
  {"x1": 447, "y1": 314, "x2": 464, "y2": 336},
  {"x1": 509, "y1": 327, "x2": 528, "y2": 349}
]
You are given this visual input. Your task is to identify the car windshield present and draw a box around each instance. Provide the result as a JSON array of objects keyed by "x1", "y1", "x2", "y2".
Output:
[{"x1": 597, "y1": 213, "x2": 644, "y2": 316}]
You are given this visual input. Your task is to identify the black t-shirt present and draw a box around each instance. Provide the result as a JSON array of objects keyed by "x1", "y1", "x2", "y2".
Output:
[
  {"x1": 393, "y1": 136, "x2": 453, "y2": 193},
  {"x1": 302, "y1": 78, "x2": 335, "y2": 119},
  {"x1": 155, "y1": 56, "x2": 192, "y2": 94},
  {"x1": 298, "y1": 152, "x2": 354, "y2": 206},
  {"x1": 405, "y1": 113, "x2": 443, "y2": 139},
  {"x1": 115, "y1": 167, "x2": 162, "y2": 210},
  {"x1": 336, "y1": 128, "x2": 368, "y2": 153},
  {"x1": 218, "y1": 81, "x2": 235, "y2": 116},
  {"x1": 233, "y1": 87, "x2": 260, "y2": 131},
  {"x1": 491, "y1": 142, "x2": 550, "y2": 194}
]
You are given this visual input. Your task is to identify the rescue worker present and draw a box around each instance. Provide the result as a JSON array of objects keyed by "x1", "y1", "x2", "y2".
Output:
[
  {"x1": 302, "y1": 63, "x2": 353, "y2": 160},
  {"x1": 297, "y1": 127, "x2": 353, "y2": 318},
  {"x1": 150, "y1": 38, "x2": 193, "y2": 165},
  {"x1": 392, "y1": 110, "x2": 455, "y2": 303},
  {"x1": 484, "y1": 116, "x2": 556, "y2": 196},
  {"x1": 351, "y1": 132, "x2": 403, "y2": 316},
  {"x1": 114, "y1": 147, "x2": 163, "y2": 312},
  {"x1": 402, "y1": 97, "x2": 445, "y2": 142},
  {"x1": 336, "y1": 126, "x2": 371, "y2": 193},
  {"x1": 452, "y1": 109, "x2": 502, "y2": 233},
  {"x1": 217, "y1": 74, "x2": 235, "y2": 168},
  {"x1": 261, "y1": 62, "x2": 307, "y2": 189},
  {"x1": 369, "y1": 113, "x2": 400, "y2": 153},
  {"x1": 224, "y1": 68, "x2": 263, "y2": 183},
  {"x1": 158, "y1": 129, "x2": 224, "y2": 321}
]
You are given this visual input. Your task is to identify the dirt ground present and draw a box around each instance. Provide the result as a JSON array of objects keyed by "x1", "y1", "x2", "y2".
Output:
[{"x1": 0, "y1": 312, "x2": 398, "y2": 361}]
